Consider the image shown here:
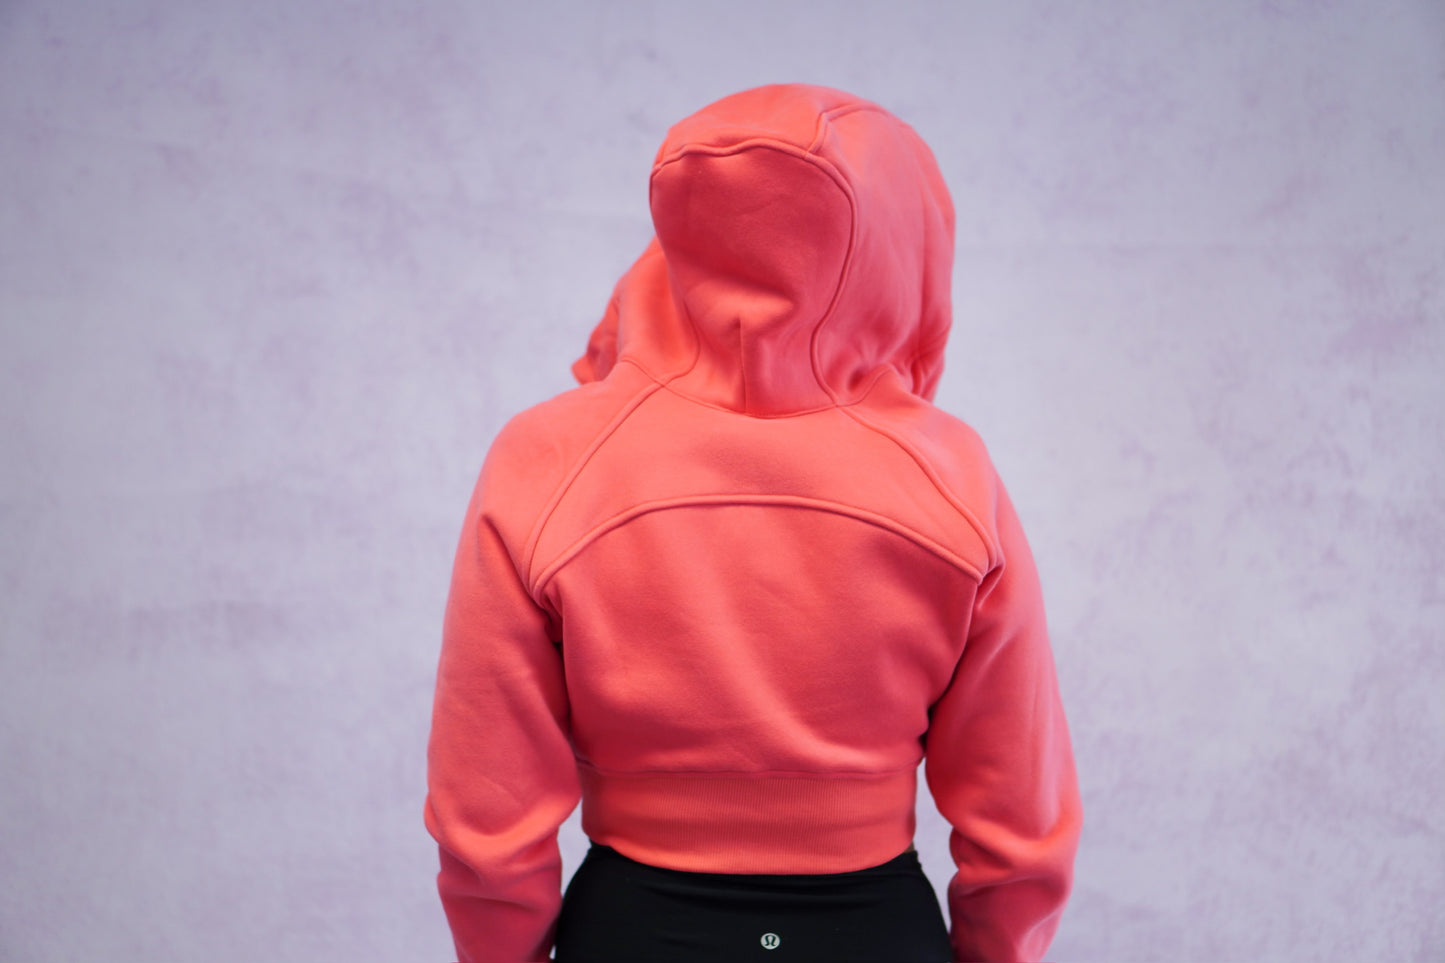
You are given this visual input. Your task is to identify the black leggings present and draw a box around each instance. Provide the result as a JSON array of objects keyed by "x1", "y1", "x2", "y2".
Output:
[{"x1": 553, "y1": 843, "x2": 952, "y2": 962}]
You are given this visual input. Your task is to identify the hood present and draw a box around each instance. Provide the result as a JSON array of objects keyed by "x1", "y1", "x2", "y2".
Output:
[{"x1": 572, "y1": 84, "x2": 955, "y2": 416}]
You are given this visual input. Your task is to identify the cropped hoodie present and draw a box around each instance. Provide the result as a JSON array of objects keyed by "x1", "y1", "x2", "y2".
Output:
[{"x1": 425, "y1": 84, "x2": 1081, "y2": 963}]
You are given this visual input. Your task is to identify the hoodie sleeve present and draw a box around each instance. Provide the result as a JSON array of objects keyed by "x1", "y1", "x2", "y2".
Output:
[
  {"x1": 424, "y1": 455, "x2": 580, "y2": 963},
  {"x1": 923, "y1": 476, "x2": 1082, "y2": 963}
]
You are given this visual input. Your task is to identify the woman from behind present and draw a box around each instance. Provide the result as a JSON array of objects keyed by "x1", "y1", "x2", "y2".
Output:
[{"x1": 425, "y1": 83, "x2": 1082, "y2": 963}]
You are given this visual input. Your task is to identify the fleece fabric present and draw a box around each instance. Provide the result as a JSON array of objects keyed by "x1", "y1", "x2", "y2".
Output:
[{"x1": 425, "y1": 83, "x2": 1082, "y2": 963}]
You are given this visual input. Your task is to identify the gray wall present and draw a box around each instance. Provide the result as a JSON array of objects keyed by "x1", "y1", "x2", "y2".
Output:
[{"x1": 2, "y1": 1, "x2": 1441, "y2": 960}]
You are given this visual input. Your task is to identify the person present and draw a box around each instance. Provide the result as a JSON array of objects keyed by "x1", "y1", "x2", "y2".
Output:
[{"x1": 424, "y1": 83, "x2": 1082, "y2": 963}]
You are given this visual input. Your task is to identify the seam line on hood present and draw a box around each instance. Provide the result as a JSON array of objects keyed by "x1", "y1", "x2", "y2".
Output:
[
  {"x1": 531, "y1": 493, "x2": 985, "y2": 598},
  {"x1": 653, "y1": 136, "x2": 847, "y2": 171},
  {"x1": 802, "y1": 104, "x2": 903, "y2": 406},
  {"x1": 809, "y1": 102, "x2": 880, "y2": 152},
  {"x1": 650, "y1": 139, "x2": 858, "y2": 411},
  {"x1": 812, "y1": 103, "x2": 946, "y2": 402}
]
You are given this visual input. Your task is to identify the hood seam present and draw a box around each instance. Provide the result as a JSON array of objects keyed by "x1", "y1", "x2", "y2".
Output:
[{"x1": 650, "y1": 139, "x2": 857, "y2": 414}]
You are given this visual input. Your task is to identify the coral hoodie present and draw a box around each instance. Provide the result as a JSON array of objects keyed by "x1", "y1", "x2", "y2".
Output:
[{"x1": 425, "y1": 84, "x2": 1081, "y2": 963}]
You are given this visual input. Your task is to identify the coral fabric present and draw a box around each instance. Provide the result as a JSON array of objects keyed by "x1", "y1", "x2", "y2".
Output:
[{"x1": 427, "y1": 84, "x2": 1081, "y2": 963}]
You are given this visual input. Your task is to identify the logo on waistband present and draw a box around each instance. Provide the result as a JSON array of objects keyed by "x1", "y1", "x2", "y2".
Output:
[{"x1": 761, "y1": 932, "x2": 781, "y2": 950}]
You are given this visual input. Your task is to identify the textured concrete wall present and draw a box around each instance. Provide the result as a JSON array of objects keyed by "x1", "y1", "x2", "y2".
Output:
[{"x1": 2, "y1": 1, "x2": 1440, "y2": 960}]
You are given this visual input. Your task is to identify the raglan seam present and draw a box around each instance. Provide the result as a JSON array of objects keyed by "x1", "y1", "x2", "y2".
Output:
[
  {"x1": 519, "y1": 378, "x2": 665, "y2": 584},
  {"x1": 836, "y1": 399, "x2": 1002, "y2": 569},
  {"x1": 532, "y1": 493, "x2": 985, "y2": 600}
]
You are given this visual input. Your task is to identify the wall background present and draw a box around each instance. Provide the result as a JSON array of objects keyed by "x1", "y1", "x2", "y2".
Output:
[{"x1": 2, "y1": 1, "x2": 1441, "y2": 960}]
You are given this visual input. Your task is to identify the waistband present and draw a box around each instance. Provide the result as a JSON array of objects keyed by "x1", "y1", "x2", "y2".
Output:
[
  {"x1": 581, "y1": 841, "x2": 926, "y2": 886},
  {"x1": 577, "y1": 762, "x2": 919, "y2": 875}
]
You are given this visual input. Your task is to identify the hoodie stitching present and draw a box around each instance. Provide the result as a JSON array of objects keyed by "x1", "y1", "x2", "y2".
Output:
[
  {"x1": 834, "y1": 404, "x2": 1001, "y2": 569},
  {"x1": 808, "y1": 104, "x2": 940, "y2": 403},
  {"x1": 532, "y1": 493, "x2": 984, "y2": 599},
  {"x1": 520, "y1": 380, "x2": 665, "y2": 583},
  {"x1": 804, "y1": 109, "x2": 873, "y2": 408},
  {"x1": 654, "y1": 137, "x2": 834, "y2": 169},
  {"x1": 574, "y1": 758, "x2": 921, "y2": 779},
  {"x1": 650, "y1": 139, "x2": 856, "y2": 413},
  {"x1": 808, "y1": 102, "x2": 877, "y2": 152},
  {"x1": 642, "y1": 106, "x2": 942, "y2": 412},
  {"x1": 806, "y1": 151, "x2": 858, "y2": 409},
  {"x1": 653, "y1": 379, "x2": 842, "y2": 418},
  {"x1": 639, "y1": 363, "x2": 891, "y2": 418}
]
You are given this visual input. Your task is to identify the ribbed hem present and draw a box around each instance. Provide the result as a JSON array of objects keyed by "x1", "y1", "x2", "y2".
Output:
[{"x1": 577, "y1": 762, "x2": 917, "y2": 874}]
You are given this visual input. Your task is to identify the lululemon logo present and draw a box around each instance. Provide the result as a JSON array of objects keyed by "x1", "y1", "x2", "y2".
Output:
[{"x1": 760, "y1": 932, "x2": 781, "y2": 950}]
